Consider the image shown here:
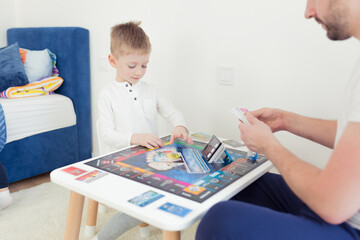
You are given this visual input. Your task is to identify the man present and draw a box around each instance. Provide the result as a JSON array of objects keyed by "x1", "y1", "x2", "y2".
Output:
[{"x1": 196, "y1": 0, "x2": 360, "y2": 239}]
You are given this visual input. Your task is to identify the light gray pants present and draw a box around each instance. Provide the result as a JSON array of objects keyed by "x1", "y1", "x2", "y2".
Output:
[{"x1": 97, "y1": 212, "x2": 141, "y2": 240}]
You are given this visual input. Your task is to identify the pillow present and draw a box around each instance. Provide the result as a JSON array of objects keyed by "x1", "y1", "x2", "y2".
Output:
[
  {"x1": 0, "y1": 76, "x2": 64, "y2": 99},
  {"x1": 0, "y1": 43, "x2": 29, "y2": 92},
  {"x1": 19, "y1": 48, "x2": 59, "y2": 83}
]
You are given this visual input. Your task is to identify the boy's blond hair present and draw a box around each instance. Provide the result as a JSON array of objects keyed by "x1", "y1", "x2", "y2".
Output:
[{"x1": 110, "y1": 21, "x2": 151, "y2": 57}]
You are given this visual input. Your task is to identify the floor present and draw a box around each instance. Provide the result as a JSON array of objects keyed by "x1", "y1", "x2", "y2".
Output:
[{"x1": 9, "y1": 172, "x2": 50, "y2": 193}]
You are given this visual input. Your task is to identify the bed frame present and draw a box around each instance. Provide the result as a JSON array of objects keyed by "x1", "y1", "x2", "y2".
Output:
[{"x1": 1, "y1": 27, "x2": 92, "y2": 183}]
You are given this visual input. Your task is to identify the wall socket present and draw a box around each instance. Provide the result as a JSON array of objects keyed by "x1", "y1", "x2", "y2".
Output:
[{"x1": 217, "y1": 66, "x2": 235, "y2": 85}]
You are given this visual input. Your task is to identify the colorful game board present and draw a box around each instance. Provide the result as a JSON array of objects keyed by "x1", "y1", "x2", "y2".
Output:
[{"x1": 86, "y1": 136, "x2": 268, "y2": 203}]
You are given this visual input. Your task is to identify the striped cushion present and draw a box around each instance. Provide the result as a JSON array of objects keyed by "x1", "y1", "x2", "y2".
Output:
[
  {"x1": 0, "y1": 76, "x2": 63, "y2": 99},
  {"x1": 0, "y1": 105, "x2": 6, "y2": 152}
]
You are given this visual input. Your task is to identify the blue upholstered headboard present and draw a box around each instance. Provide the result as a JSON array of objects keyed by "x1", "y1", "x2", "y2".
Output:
[{"x1": 6, "y1": 27, "x2": 92, "y2": 161}]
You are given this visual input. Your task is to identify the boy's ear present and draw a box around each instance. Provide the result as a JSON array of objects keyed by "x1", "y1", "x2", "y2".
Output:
[{"x1": 108, "y1": 54, "x2": 117, "y2": 68}]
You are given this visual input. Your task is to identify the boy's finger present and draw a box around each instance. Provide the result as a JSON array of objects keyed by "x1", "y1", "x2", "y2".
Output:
[
  {"x1": 180, "y1": 133, "x2": 186, "y2": 140},
  {"x1": 145, "y1": 143, "x2": 153, "y2": 149},
  {"x1": 170, "y1": 135, "x2": 175, "y2": 144},
  {"x1": 154, "y1": 139, "x2": 164, "y2": 148},
  {"x1": 182, "y1": 134, "x2": 191, "y2": 144},
  {"x1": 150, "y1": 140, "x2": 160, "y2": 149}
]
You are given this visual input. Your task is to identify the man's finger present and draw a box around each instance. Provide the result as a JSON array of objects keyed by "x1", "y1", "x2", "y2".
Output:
[
  {"x1": 245, "y1": 112, "x2": 258, "y2": 125},
  {"x1": 250, "y1": 108, "x2": 264, "y2": 118},
  {"x1": 238, "y1": 122, "x2": 245, "y2": 131}
]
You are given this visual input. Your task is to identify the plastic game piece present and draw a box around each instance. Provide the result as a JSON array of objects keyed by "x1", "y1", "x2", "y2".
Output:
[{"x1": 249, "y1": 153, "x2": 258, "y2": 162}]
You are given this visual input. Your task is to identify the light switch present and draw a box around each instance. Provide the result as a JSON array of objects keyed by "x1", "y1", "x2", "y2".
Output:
[{"x1": 217, "y1": 66, "x2": 235, "y2": 85}]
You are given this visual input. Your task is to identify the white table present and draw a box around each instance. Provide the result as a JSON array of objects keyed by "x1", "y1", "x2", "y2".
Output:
[{"x1": 51, "y1": 140, "x2": 273, "y2": 240}]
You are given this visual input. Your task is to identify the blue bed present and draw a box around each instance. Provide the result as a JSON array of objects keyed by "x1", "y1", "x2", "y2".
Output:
[{"x1": 0, "y1": 27, "x2": 92, "y2": 183}]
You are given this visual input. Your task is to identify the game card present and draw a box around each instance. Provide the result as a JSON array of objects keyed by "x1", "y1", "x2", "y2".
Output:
[
  {"x1": 158, "y1": 202, "x2": 192, "y2": 217},
  {"x1": 61, "y1": 166, "x2": 87, "y2": 176},
  {"x1": 181, "y1": 148, "x2": 210, "y2": 173},
  {"x1": 190, "y1": 132, "x2": 212, "y2": 142},
  {"x1": 128, "y1": 190, "x2": 164, "y2": 207},
  {"x1": 75, "y1": 170, "x2": 108, "y2": 183},
  {"x1": 223, "y1": 139, "x2": 245, "y2": 148},
  {"x1": 95, "y1": 159, "x2": 114, "y2": 166}
]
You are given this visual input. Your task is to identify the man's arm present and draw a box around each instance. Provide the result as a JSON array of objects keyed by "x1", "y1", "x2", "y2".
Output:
[
  {"x1": 262, "y1": 122, "x2": 360, "y2": 224},
  {"x1": 252, "y1": 108, "x2": 337, "y2": 148},
  {"x1": 284, "y1": 112, "x2": 337, "y2": 148}
]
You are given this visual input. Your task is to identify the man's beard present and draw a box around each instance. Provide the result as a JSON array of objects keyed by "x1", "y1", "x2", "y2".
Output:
[{"x1": 316, "y1": 3, "x2": 351, "y2": 41}]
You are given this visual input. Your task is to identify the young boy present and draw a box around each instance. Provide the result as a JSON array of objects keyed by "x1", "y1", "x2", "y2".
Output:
[{"x1": 94, "y1": 21, "x2": 192, "y2": 240}]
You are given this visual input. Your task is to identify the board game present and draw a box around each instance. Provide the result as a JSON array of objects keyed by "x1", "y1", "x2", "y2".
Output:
[{"x1": 86, "y1": 136, "x2": 268, "y2": 203}]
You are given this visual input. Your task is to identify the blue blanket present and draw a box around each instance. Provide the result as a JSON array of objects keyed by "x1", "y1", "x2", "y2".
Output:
[{"x1": 0, "y1": 104, "x2": 6, "y2": 152}]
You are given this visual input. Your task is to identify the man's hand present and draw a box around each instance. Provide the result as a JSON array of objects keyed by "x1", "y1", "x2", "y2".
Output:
[
  {"x1": 130, "y1": 133, "x2": 164, "y2": 149},
  {"x1": 251, "y1": 107, "x2": 288, "y2": 133},
  {"x1": 238, "y1": 112, "x2": 280, "y2": 155},
  {"x1": 170, "y1": 126, "x2": 193, "y2": 145}
]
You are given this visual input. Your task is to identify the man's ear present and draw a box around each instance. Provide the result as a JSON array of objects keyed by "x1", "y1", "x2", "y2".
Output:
[{"x1": 108, "y1": 54, "x2": 117, "y2": 68}]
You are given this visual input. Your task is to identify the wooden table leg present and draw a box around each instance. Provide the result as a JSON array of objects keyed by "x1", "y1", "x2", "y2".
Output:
[
  {"x1": 139, "y1": 222, "x2": 150, "y2": 238},
  {"x1": 85, "y1": 199, "x2": 99, "y2": 237},
  {"x1": 64, "y1": 191, "x2": 85, "y2": 240},
  {"x1": 162, "y1": 230, "x2": 180, "y2": 240},
  {"x1": 139, "y1": 222, "x2": 149, "y2": 228}
]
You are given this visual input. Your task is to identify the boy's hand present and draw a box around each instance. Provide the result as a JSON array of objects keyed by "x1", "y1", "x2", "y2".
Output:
[
  {"x1": 130, "y1": 133, "x2": 164, "y2": 149},
  {"x1": 170, "y1": 126, "x2": 193, "y2": 145}
]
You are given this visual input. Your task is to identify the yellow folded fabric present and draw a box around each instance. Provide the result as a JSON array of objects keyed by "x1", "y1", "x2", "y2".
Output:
[{"x1": 0, "y1": 76, "x2": 64, "y2": 99}]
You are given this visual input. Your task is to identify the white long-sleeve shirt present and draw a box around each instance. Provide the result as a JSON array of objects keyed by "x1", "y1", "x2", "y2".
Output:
[{"x1": 97, "y1": 80, "x2": 187, "y2": 155}]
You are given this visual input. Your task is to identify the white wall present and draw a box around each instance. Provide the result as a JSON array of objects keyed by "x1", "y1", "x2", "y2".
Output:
[
  {"x1": 0, "y1": 0, "x2": 16, "y2": 47},
  {"x1": 9, "y1": 0, "x2": 360, "y2": 168}
]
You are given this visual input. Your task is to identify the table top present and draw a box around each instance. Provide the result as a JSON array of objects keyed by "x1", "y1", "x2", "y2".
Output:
[{"x1": 51, "y1": 138, "x2": 273, "y2": 231}]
